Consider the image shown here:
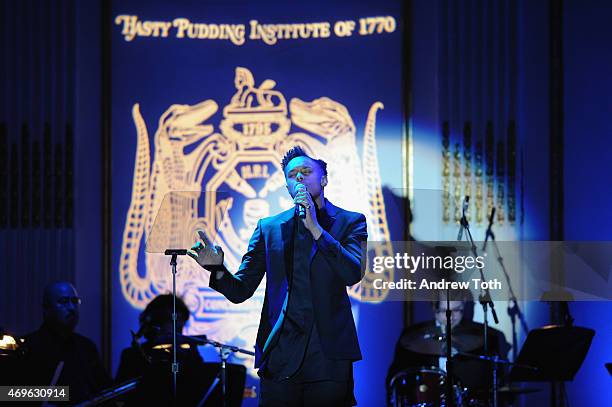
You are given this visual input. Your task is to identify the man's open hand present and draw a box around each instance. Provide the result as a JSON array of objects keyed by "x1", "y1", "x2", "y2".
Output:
[{"x1": 187, "y1": 230, "x2": 224, "y2": 269}]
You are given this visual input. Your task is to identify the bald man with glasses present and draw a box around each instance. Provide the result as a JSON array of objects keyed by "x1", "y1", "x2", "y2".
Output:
[{"x1": 19, "y1": 281, "x2": 111, "y2": 403}]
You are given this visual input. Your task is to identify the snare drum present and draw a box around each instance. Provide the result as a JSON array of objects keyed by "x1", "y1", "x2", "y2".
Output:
[{"x1": 388, "y1": 367, "x2": 465, "y2": 407}]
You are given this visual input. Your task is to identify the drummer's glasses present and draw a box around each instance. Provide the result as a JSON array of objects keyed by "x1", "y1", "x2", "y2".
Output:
[
  {"x1": 56, "y1": 296, "x2": 82, "y2": 306},
  {"x1": 435, "y1": 307, "x2": 463, "y2": 314}
]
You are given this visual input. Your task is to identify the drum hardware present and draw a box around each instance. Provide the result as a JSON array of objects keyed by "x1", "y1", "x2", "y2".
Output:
[
  {"x1": 389, "y1": 366, "x2": 465, "y2": 407},
  {"x1": 456, "y1": 351, "x2": 538, "y2": 406},
  {"x1": 188, "y1": 335, "x2": 254, "y2": 407},
  {"x1": 399, "y1": 325, "x2": 483, "y2": 356},
  {"x1": 130, "y1": 332, "x2": 253, "y2": 407},
  {"x1": 456, "y1": 199, "x2": 500, "y2": 407}
]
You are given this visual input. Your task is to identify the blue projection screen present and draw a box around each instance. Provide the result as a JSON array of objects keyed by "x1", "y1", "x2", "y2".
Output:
[{"x1": 111, "y1": 1, "x2": 406, "y2": 404}]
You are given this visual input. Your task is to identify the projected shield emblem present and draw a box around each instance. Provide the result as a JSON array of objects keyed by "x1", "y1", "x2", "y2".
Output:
[{"x1": 119, "y1": 67, "x2": 394, "y2": 373}]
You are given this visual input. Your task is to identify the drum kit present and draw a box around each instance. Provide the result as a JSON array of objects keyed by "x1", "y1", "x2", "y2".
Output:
[
  {"x1": 77, "y1": 333, "x2": 252, "y2": 407},
  {"x1": 388, "y1": 324, "x2": 538, "y2": 407},
  {"x1": 387, "y1": 202, "x2": 544, "y2": 407},
  {"x1": 386, "y1": 200, "x2": 596, "y2": 407}
]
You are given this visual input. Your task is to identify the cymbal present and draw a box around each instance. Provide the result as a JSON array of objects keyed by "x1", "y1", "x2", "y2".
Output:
[
  {"x1": 399, "y1": 325, "x2": 483, "y2": 356},
  {"x1": 147, "y1": 333, "x2": 201, "y2": 349}
]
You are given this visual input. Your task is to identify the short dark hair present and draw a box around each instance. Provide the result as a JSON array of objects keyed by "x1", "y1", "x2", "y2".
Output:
[
  {"x1": 140, "y1": 294, "x2": 190, "y2": 327},
  {"x1": 281, "y1": 146, "x2": 328, "y2": 176},
  {"x1": 431, "y1": 289, "x2": 474, "y2": 310}
]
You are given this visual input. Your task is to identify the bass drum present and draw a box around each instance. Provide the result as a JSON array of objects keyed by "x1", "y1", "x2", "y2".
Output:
[{"x1": 388, "y1": 366, "x2": 466, "y2": 407}]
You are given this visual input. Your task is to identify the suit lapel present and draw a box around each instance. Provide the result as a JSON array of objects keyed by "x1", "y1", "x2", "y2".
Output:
[
  {"x1": 280, "y1": 211, "x2": 295, "y2": 280},
  {"x1": 261, "y1": 210, "x2": 293, "y2": 358},
  {"x1": 325, "y1": 200, "x2": 342, "y2": 239}
]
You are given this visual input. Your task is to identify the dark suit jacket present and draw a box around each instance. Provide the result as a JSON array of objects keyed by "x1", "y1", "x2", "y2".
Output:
[{"x1": 210, "y1": 200, "x2": 367, "y2": 368}]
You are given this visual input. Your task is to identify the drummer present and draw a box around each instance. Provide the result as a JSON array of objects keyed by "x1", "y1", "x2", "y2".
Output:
[
  {"x1": 386, "y1": 289, "x2": 510, "y2": 403},
  {"x1": 115, "y1": 294, "x2": 204, "y2": 383},
  {"x1": 115, "y1": 294, "x2": 209, "y2": 405}
]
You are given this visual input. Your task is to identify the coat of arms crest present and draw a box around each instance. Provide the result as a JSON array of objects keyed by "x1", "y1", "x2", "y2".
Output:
[{"x1": 119, "y1": 67, "x2": 396, "y2": 368}]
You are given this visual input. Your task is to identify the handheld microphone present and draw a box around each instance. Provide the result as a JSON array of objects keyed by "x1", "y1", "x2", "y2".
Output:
[
  {"x1": 295, "y1": 183, "x2": 306, "y2": 219},
  {"x1": 457, "y1": 196, "x2": 469, "y2": 240}
]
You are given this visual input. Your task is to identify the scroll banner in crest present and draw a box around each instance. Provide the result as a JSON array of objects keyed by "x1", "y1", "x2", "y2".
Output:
[{"x1": 111, "y1": 1, "x2": 406, "y2": 404}]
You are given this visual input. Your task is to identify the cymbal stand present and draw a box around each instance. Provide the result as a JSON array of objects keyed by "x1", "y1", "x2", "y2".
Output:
[
  {"x1": 483, "y1": 207, "x2": 529, "y2": 361},
  {"x1": 193, "y1": 337, "x2": 255, "y2": 407},
  {"x1": 458, "y1": 198, "x2": 500, "y2": 407}
]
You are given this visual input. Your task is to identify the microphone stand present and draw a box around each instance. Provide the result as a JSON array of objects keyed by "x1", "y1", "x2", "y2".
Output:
[
  {"x1": 482, "y1": 208, "x2": 529, "y2": 361},
  {"x1": 445, "y1": 285, "x2": 455, "y2": 407},
  {"x1": 445, "y1": 197, "x2": 471, "y2": 407},
  {"x1": 191, "y1": 336, "x2": 255, "y2": 407},
  {"x1": 458, "y1": 199, "x2": 500, "y2": 407},
  {"x1": 164, "y1": 248, "x2": 188, "y2": 404}
]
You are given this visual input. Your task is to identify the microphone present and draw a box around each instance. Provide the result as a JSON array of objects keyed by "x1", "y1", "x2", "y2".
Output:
[
  {"x1": 295, "y1": 183, "x2": 306, "y2": 219},
  {"x1": 483, "y1": 207, "x2": 496, "y2": 252},
  {"x1": 457, "y1": 196, "x2": 469, "y2": 240}
]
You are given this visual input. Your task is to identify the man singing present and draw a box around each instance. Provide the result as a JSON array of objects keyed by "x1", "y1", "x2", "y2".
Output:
[{"x1": 188, "y1": 146, "x2": 367, "y2": 406}]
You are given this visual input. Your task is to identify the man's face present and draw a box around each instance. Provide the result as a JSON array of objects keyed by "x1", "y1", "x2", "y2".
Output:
[
  {"x1": 43, "y1": 283, "x2": 81, "y2": 331},
  {"x1": 284, "y1": 156, "x2": 327, "y2": 199},
  {"x1": 434, "y1": 300, "x2": 464, "y2": 330}
]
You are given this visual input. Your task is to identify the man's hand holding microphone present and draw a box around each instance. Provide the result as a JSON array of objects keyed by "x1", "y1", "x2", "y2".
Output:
[{"x1": 293, "y1": 183, "x2": 323, "y2": 240}]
